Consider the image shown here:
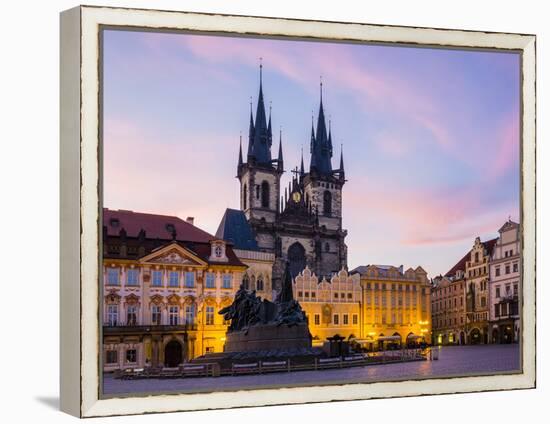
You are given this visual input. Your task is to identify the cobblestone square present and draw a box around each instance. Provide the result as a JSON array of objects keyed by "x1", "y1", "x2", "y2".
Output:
[{"x1": 103, "y1": 344, "x2": 520, "y2": 396}]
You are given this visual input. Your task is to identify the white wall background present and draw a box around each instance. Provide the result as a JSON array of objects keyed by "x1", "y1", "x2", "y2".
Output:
[{"x1": 0, "y1": 0, "x2": 546, "y2": 422}]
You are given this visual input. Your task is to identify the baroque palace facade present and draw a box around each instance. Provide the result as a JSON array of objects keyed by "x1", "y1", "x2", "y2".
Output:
[
  {"x1": 431, "y1": 220, "x2": 521, "y2": 345},
  {"x1": 102, "y1": 208, "x2": 274, "y2": 372}
]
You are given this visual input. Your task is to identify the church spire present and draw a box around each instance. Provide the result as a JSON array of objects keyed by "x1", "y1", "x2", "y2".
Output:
[
  {"x1": 249, "y1": 58, "x2": 272, "y2": 164},
  {"x1": 268, "y1": 101, "x2": 273, "y2": 148},
  {"x1": 277, "y1": 127, "x2": 284, "y2": 172},
  {"x1": 238, "y1": 132, "x2": 243, "y2": 168},
  {"x1": 247, "y1": 98, "x2": 254, "y2": 157},
  {"x1": 309, "y1": 78, "x2": 333, "y2": 176},
  {"x1": 300, "y1": 146, "x2": 305, "y2": 176},
  {"x1": 339, "y1": 143, "x2": 345, "y2": 181}
]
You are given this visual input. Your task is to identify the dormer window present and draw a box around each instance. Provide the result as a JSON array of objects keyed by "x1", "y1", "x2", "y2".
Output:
[
  {"x1": 109, "y1": 218, "x2": 120, "y2": 228},
  {"x1": 209, "y1": 240, "x2": 228, "y2": 262}
]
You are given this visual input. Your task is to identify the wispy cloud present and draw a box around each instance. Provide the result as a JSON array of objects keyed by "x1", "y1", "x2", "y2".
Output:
[{"x1": 103, "y1": 30, "x2": 520, "y2": 276}]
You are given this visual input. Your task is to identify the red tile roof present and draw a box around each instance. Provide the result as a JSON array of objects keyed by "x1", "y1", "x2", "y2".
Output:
[
  {"x1": 445, "y1": 251, "x2": 469, "y2": 277},
  {"x1": 444, "y1": 237, "x2": 498, "y2": 277},
  {"x1": 104, "y1": 208, "x2": 214, "y2": 243}
]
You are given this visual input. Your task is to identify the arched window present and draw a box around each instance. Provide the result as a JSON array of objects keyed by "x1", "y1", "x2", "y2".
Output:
[
  {"x1": 261, "y1": 181, "x2": 270, "y2": 208},
  {"x1": 288, "y1": 242, "x2": 306, "y2": 279},
  {"x1": 256, "y1": 185, "x2": 260, "y2": 199},
  {"x1": 243, "y1": 183, "x2": 247, "y2": 209},
  {"x1": 323, "y1": 190, "x2": 332, "y2": 216},
  {"x1": 256, "y1": 276, "x2": 264, "y2": 291},
  {"x1": 242, "y1": 274, "x2": 250, "y2": 290},
  {"x1": 475, "y1": 252, "x2": 479, "y2": 263}
]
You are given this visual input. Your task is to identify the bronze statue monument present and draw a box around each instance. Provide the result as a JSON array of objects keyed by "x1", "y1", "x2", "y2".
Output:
[{"x1": 219, "y1": 262, "x2": 312, "y2": 353}]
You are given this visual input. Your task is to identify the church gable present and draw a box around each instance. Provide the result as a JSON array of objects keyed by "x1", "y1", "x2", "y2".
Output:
[{"x1": 139, "y1": 242, "x2": 206, "y2": 267}]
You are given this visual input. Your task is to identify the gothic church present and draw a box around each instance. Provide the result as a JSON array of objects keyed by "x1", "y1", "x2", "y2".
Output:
[{"x1": 217, "y1": 66, "x2": 348, "y2": 291}]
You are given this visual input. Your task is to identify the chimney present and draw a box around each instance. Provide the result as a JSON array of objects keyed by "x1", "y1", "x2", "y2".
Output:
[{"x1": 186, "y1": 217, "x2": 195, "y2": 225}]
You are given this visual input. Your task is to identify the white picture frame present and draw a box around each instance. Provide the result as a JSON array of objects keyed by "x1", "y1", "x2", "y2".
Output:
[{"x1": 60, "y1": 5, "x2": 536, "y2": 418}]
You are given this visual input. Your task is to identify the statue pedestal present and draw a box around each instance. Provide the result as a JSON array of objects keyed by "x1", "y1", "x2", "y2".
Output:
[{"x1": 224, "y1": 322, "x2": 311, "y2": 352}]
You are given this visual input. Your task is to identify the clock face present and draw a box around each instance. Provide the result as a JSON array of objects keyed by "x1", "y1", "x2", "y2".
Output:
[{"x1": 292, "y1": 191, "x2": 301, "y2": 203}]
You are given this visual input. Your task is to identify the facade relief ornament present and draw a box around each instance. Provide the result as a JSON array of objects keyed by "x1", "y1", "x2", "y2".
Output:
[
  {"x1": 149, "y1": 294, "x2": 164, "y2": 305},
  {"x1": 167, "y1": 293, "x2": 181, "y2": 305},
  {"x1": 154, "y1": 250, "x2": 194, "y2": 265},
  {"x1": 105, "y1": 289, "x2": 121, "y2": 304}
]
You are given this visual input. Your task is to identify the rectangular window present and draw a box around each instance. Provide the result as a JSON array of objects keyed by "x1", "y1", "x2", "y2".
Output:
[
  {"x1": 352, "y1": 314, "x2": 358, "y2": 325},
  {"x1": 205, "y1": 306, "x2": 214, "y2": 325},
  {"x1": 169, "y1": 306, "x2": 179, "y2": 326},
  {"x1": 311, "y1": 292, "x2": 316, "y2": 299},
  {"x1": 514, "y1": 284, "x2": 518, "y2": 296},
  {"x1": 333, "y1": 314, "x2": 339, "y2": 325},
  {"x1": 185, "y1": 271, "x2": 195, "y2": 287},
  {"x1": 107, "y1": 268, "x2": 119, "y2": 285},
  {"x1": 494, "y1": 304, "x2": 500, "y2": 318},
  {"x1": 495, "y1": 267, "x2": 501, "y2": 277},
  {"x1": 106, "y1": 350, "x2": 118, "y2": 364},
  {"x1": 366, "y1": 283, "x2": 371, "y2": 290},
  {"x1": 343, "y1": 314, "x2": 349, "y2": 325},
  {"x1": 151, "y1": 305, "x2": 161, "y2": 325},
  {"x1": 298, "y1": 291, "x2": 303, "y2": 298},
  {"x1": 152, "y1": 270, "x2": 163, "y2": 287},
  {"x1": 126, "y1": 349, "x2": 137, "y2": 363},
  {"x1": 106, "y1": 304, "x2": 118, "y2": 326},
  {"x1": 513, "y1": 263, "x2": 519, "y2": 273},
  {"x1": 169, "y1": 271, "x2": 179, "y2": 287},
  {"x1": 381, "y1": 314, "x2": 387, "y2": 324},
  {"x1": 314, "y1": 314, "x2": 320, "y2": 325},
  {"x1": 126, "y1": 305, "x2": 137, "y2": 326},
  {"x1": 126, "y1": 268, "x2": 139, "y2": 286},
  {"x1": 222, "y1": 274, "x2": 232, "y2": 289},
  {"x1": 347, "y1": 292, "x2": 352, "y2": 299},
  {"x1": 505, "y1": 265, "x2": 511, "y2": 274},
  {"x1": 496, "y1": 287, "x2": 501, "y2": 298},
  {"x1": 205, "y1": 272, "x2": 215, "y2": 288},
  {"x1": 185, "y1": 304, "x2": 196, "y2": 325}
]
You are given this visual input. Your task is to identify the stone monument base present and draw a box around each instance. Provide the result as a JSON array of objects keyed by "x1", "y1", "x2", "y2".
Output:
[{"x1": 224, "y1": 322, "x2": 311, "y2": 352}]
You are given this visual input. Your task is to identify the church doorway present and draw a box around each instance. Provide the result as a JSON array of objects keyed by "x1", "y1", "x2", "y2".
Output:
[
  {"x1": 164, "y1": 340, "x2": 183, "y2": 367},
  {"x1": 288, "y1": 242, "x2": 306, "y2": 279}
]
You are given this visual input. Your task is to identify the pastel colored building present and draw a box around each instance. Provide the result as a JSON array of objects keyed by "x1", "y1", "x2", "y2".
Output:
[
  {"x1": 102, "y1": 209, "x2": 247, "y2": 372},
  {"x1": 431, "y1": 272, "x2": 466, "y2": 345},
  {"x1": 489, "y1": 220, "x2": 520, "y2": 343},
  {"x1": 293, "y1": 264, "x2": 432, "y2": 349}
]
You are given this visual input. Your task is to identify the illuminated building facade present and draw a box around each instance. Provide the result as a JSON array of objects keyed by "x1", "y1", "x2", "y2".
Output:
[
  {"x1": 102, "y1": 209, "x2": 247, "y2": 372},
  {"x1": 294, "y1": 264, "x2": 432, "y2": 349}
]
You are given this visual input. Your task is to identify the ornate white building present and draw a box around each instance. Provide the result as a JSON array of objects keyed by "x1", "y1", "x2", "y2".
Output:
[{"x1": 489, "y1": 220, "x2": 520, "y2": 343}]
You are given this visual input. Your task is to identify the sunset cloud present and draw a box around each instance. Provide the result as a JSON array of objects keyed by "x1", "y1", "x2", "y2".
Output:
[{"x1": 102, "y1": 30, "x2": 520, "y2": 276}]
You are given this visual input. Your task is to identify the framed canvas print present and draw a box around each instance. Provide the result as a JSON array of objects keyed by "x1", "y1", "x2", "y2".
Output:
[{"x1": 60, "y1": 5, "x2": 536, "y2": 418}]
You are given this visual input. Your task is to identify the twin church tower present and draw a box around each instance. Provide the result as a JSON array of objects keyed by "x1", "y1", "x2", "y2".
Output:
[{"x1": 234, "y1": 64, "x2": 348, "y2": 289}]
